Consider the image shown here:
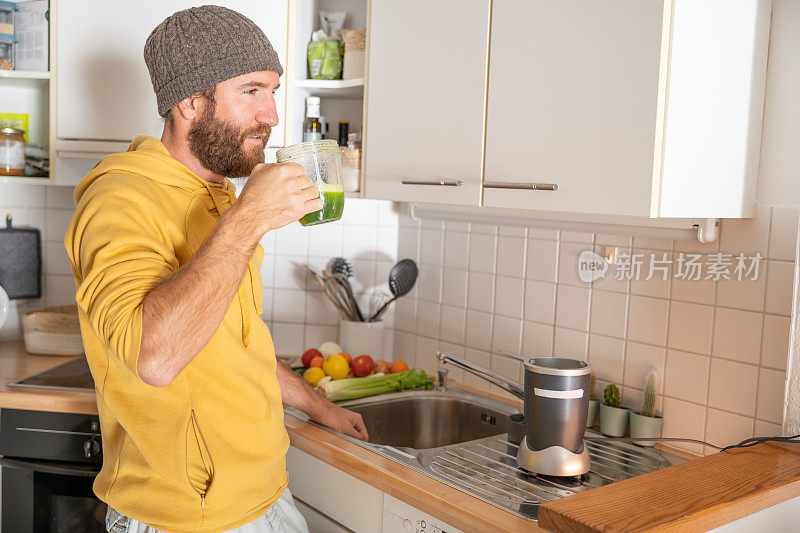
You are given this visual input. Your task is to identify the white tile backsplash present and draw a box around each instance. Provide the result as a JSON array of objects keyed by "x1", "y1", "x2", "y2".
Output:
[
  {"x1": 704, "y1": 409, "x2": 754, "y2": 449},
  {"x1": 468, "y1": 233, "x2": 497, "y2": 274},
  {"x1": 467, "y1": 271, "x2": 495, "y2": 313},
  {"x1": 496, "y1": 237, "x2": 526, "y2": 278},
  {"x1": 588, "y1": 334, "x2": 625, "y2": 383},
  {"x1": 761, "y1": 314, "x2": 791, "y2": 370},
  {"x1": 524, "y1": 280, "x2": 556, "y2": 324},
  {"x1": 627, "y1": 295, "x2": 669, "y2": 346},
  {"x1": 555, "y1": 284, "x2": 591, "y2": 331},
  {"x1": 712, "y1": 308, "x2": 763, "y2": 364},
  {"x1": 443, "y1": 231, "x2": 469, "y2": 269},
  {"x1": 667, "y1": 301, "x2": 714, "y2": 355},
  {"x1": 707, "y1": 358, "x2": 759, "y2": 417},
  {"x1": 526, "y1": 238, "x2": 558, "y2": 283},
  {"x1": 493, "y1": 276, "x2": 524, "y2": 318},
  {"x1": 768, "y1": 207, "x2": 799, "y2": 260},
  {"x1": 756, "y1": 368, "x2": 787, "y2": 424},
  {"x1": 664, "y1": 350, "x2": 710, "y2": 405},
  {"x1": 590, "y1": 289, "x2": 627, "y2": 339},
  {"x1": 765, "y1": 260, "x2": 794, "y2": 315}
]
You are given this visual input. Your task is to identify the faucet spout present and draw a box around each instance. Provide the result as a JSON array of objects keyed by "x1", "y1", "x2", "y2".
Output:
[{"x1": 437, "y1": 351, "x2": 525, "y2": 400}]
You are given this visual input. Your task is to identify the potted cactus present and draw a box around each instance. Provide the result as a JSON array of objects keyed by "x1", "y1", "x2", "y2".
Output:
[
  {"x1": 586, "y1": 372, "x2": 600, "y2": 428},
  {"x1": 629, "y1": 370, "x2": 663, "y2": 446},
  {"x1": 600, "y1": 383, "x2": 629, "y2": 437}
]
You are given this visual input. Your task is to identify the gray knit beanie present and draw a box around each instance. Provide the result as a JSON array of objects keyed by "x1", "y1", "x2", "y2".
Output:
[{"x1": 144, "y1": 5, "x2": 283, "y2": 117}]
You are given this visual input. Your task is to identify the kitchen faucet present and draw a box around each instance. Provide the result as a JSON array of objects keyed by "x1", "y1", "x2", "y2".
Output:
[{"x1": 436, "y1": 351, "x2": 525, "y2": 400}]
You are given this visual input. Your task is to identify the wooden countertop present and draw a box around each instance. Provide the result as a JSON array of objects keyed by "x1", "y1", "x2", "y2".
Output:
[
  {"x1": 3, "y1": 339, "x2": 799, "y2": 532},
  {"x1": 538, "y1": 441, "x2": 800, "y2": 532}
]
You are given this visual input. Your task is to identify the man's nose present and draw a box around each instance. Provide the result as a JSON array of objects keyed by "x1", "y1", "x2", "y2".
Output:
[{"x1": 256, "y1": 95, "x2": 279, "y2": 127}]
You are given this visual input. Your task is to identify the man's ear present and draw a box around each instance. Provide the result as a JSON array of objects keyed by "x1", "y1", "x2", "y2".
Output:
[{"x1": 176, "y1": 94, "x2": 205, "y2": 121}]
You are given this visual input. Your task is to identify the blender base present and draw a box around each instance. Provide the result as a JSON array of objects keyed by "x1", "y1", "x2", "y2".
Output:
[{"x1": 517, "y1": 437, "x2": 591, "y2": 476}]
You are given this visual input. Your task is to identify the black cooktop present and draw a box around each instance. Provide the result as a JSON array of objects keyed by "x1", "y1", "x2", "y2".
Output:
[{"x1": 9, "y1": 357, "x2": 95, "y2": 392}]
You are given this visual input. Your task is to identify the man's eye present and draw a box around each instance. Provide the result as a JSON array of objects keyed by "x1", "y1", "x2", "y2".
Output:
[{"x1": 246, "y1": 89, "x2": 258, "y2": 95}]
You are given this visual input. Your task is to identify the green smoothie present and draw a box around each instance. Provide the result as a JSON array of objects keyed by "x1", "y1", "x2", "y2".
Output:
[{"x1": 300, "y1": 186, "x2": 344, "y2": 226}]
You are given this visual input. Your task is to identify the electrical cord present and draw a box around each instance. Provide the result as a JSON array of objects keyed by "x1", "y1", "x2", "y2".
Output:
[{"x1": 584, "y1": 434, "x2": 800, "y2": 452}]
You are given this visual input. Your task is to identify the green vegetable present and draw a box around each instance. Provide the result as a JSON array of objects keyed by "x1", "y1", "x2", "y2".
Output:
[{"x1": 317, "y1": 369, "x2": 434, "y2": 402}]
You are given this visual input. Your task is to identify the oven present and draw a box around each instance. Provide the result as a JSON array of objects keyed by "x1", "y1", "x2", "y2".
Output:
[{"x1": 0, "y1": 408, "x2": 105, "y2": 532}]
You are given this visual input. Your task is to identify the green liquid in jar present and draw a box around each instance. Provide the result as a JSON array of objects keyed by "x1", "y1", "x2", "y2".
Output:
[{"x1": 300, "y1": 187, "x2": 344, "y2": 226}]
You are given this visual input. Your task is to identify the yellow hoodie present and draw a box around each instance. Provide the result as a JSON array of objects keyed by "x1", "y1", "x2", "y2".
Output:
[{"x1": 65, "y1": 135, "x2": 289, "y2": 533}]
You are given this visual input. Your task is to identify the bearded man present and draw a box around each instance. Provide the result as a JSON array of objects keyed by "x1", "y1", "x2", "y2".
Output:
[{"x1": 65, "y1": 6, "x2": 366, "y2": 533}]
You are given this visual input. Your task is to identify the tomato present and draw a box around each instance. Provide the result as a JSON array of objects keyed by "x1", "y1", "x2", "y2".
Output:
[
  {"x1": 374, "y1": 360, "x2": 390, "y2": 374},
  {"x1": 309, "y1": 356, "x2": 324, "y2": 368},
  {"x1": 352, "y1": 355, "x2": 375, "y2": 377},
  {"x1": 301, "y1": 348, "x2": 323, "y2": 368}
]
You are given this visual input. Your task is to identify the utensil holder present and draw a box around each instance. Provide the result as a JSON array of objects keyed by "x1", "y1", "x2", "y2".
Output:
[{"x1": 338, "y1": 319, "x2": 385, "y2": 358}]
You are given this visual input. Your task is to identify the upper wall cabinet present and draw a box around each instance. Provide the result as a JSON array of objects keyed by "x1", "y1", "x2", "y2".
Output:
[
  {"x1": 363, "y1": 0, "x2": 489, "y2": 206},
  {"x1": 55, "y1": 1, "x2": 287, "y2": 168},
  {"x1": 483, "y1": 0, "x2": 771, "y2": 218}
]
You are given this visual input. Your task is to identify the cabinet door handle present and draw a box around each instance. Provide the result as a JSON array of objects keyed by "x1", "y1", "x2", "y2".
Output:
[
  {"x1": 484, "y1": 182, "x2": 558, "y2": 191},
  {"x1": 401, "y1": 179, "x2": 463, "y2": 187}
]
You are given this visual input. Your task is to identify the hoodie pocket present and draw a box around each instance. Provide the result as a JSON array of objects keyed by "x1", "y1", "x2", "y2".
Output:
[{"x1": 186, "y1": 410, "x2": 214, "y2": 497}]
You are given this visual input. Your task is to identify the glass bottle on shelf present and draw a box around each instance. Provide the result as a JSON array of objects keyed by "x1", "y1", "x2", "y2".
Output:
[{"x1": 303, "y1": 96, "x2": 323, "y2": 142}]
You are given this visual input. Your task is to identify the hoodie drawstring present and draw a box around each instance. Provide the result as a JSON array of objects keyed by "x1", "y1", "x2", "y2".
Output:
[{"x1": 202, "y1": 182, "x2": 252, "y2": 347}]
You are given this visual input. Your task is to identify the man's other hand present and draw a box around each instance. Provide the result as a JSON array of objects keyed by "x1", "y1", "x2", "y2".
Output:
[{"x1": 310, "y1": 402, "x2": 369, "y2": 441}]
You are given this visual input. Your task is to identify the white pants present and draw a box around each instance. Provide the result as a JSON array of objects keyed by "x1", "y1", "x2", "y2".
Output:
[{"x1": 105, "y1": 487, "x2": 309, "y2": 533}]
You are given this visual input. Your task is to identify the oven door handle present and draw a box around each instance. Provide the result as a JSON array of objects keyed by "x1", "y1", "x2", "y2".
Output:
[{"x1": 0, "y1": 457, "x2": 100, "y2": 477}]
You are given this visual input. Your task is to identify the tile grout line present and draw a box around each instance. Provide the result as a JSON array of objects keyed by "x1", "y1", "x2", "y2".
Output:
[{"x1": 753, "y1": 207, "x2": 775, "y2": 434}]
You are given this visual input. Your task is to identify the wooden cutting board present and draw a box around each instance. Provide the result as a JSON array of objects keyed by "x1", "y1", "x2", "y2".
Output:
[{"x1": 538, "y1": 441, "x2": 800, "y2": 532}]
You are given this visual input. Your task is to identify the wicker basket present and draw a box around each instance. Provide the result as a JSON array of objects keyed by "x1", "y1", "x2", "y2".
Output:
[{"x1": 22, "y1": 305, "x2": 84, "y2": 356}]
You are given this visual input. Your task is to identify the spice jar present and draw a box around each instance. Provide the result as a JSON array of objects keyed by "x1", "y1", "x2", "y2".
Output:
[{"x1": 0, "y1": 127, "x2": 26, "y2": 176}]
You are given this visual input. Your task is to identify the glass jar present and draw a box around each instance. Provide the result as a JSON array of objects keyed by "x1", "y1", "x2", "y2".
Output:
[
  {"x1": 0, "y1": 127, "x2": 25, "y2": 176},
  {"x1": 276, "y1": 140, "x2": 344, "y2": 226}
]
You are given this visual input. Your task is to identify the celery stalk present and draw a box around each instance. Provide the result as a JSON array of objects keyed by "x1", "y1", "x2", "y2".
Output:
[{"x1": 317, "y1": 369, "x2": 434, "y2": 402}]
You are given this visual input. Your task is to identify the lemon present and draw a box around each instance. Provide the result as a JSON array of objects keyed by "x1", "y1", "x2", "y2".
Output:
[
  {"x1": 322, "y1": 354, "x2": 350, "y2": 380},
  {"x1": 303, "y1": 367, "x2": 326, "y2": 387}
]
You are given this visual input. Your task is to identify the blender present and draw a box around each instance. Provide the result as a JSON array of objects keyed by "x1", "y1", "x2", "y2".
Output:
[{"x1": 437, "y1": 351, "x2": 592, "y2": 477}]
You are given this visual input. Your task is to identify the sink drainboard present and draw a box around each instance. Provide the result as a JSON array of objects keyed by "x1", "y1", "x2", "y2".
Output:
[{"x1": 419, "y1": 431, "x2": 674, "y2": 521}]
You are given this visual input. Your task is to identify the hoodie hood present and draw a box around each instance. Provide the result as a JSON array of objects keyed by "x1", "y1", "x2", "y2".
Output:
[
  {"x1": 73, "y1": 135, "x2": 254, "y2": 347},
  {"x1": 74, "y1": 135, "x2": 237, "y2": 203}
]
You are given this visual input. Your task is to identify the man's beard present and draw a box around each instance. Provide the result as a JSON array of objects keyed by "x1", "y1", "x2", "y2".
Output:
[{"x1": 188, "y1": 106, "x2": 271, "y2": 178}]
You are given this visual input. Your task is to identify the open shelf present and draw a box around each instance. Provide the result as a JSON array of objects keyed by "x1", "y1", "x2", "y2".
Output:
[
  {"x1": 293, "y1": 78, "x2": 364, "y2": 99},
  {"x1": 0, "y1": 176, "x2": 50, "y2": 185},
  {"x1": 0, "y1": 70, "x2": 50, "y2": 80}
]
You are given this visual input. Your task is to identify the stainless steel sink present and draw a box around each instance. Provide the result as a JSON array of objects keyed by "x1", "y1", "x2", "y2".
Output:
[
  {"x1": 340, "y1": 392, "x2": 510, "y2": 449},
  {"x1": 285, "y1": 388, "x2": 683, "y2": 522}
]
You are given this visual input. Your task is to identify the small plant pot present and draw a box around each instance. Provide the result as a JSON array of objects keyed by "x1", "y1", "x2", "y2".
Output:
[
  {"x1": 586, "y1": 400, "x2": 600, "y2": 428},
  {"x1": 629, "y1": 412, "x2": 663, "y2": 446},
  {"x1": 600, "y1": 403, "x2": 629, "y2": 437}
]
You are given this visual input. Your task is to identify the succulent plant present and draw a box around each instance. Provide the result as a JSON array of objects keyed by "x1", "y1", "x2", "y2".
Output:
[
  {"x1": 589, "y1": 372, "x2": 597, "y2": 401},
  {"x1": 604, "y1": 383, "x2": 621, "y2": 408},
  {"x1": 641, "y1": 370, "x2": 657, "y2": 418}
]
